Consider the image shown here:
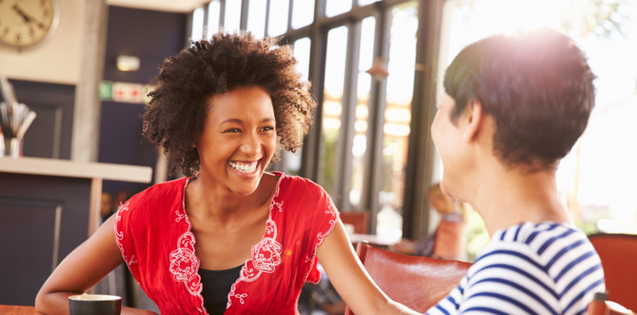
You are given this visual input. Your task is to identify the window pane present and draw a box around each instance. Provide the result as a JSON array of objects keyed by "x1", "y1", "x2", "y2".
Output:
[
  {"x1": 319, "y1": 26, "x2": 348, "y2": 196},
  {"x1": 292, "y1": 0, "x2": 315, "y2": 29},
  {"x1": 284, "y1": 149, "x2": 302, "y2": 175},
  {"x1": 207, "y1": 1, "x2": 221, "y2": 37},
  {"x1": 381, "y1": 1, "x2": 418, "y2": 215},
  {"x1": 224, "y1": 0, "x2": 242, "y2": 33},
  {"x1": 293, "y1": 37, "x2": 311, "y2": 82},
  {"x1": 247, "y1": 0, "x2": 267, "y2": 37},
  {"x1": 349, "y1": 16, "x2": 376, "y2": 210},
  {"x1": 191, "y1": 8, "x2": 205, "y2": 42},
  {"x1": 268, "y1": 0, "x2": 289, "y2": 36},
  {"x1": 326, "y1": 0, "x2": 352, "y2": 18},
  {"x1": 357, "y1": 0, "x2": 379, "y2": 6}
]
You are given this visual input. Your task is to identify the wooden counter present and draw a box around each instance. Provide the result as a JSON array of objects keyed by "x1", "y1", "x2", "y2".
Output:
[
  {"x1": 0, "y1": 156, "x2": 152, "y2": 183},
  {"x1": 0, "y1": 157, "x2": 152, "y2": 306}
]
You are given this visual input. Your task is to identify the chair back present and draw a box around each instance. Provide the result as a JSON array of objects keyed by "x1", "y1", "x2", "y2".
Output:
[
  {"x1": 344, "y1": 241, "x2": 471, "y2": 315},
  {"x1": 589, "y1": 233, "x2": 637, "y2": 312},
  {"x1": 587, "y1": 300, "x2": 636, "y2": 315},
  {"x1": 340, "y1": 212, "x2": 370, "y2": 234}
]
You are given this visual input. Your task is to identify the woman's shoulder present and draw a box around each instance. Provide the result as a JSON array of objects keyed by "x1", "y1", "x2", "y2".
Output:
[
  {"x1": 122, "y1": 176, "x2": 189, "y2": 212},
  {"x1": 270, "y1": 171, "x2": 326, "y2": 195},
  {"x1": 486, "y1": 221, "x2": 592, "y2": 260}
]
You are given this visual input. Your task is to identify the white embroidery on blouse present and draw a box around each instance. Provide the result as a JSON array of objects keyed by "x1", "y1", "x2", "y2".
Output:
[
  {"x1": 226, "y1": 175, "x2": 284, "y2": 309},
  {"x1": 168, "y1": 177, "x2": 208, "y2": 315},
  {"x1": 114, "y1": 202, "x2": 138, "y2": 266},
  {"x1": 303, "y1": 198, "x2": 338, "y2": 283}
]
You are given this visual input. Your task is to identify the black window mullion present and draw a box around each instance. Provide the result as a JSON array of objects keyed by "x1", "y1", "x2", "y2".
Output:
[
  {"x1": 202, "y1": 4, "x2": 209, "y2": 39},
  {"x1": 401, "y1": 0, "x2": 445, "y2": 239},
  {"x1": 363, "y1": 4, "x2": 391, "y2": 234},
  {"x1": 264, "y1": 0, "x2": 271, "y2": 37},
  {"x1": 219, "y1": 0, "x2": 226, "y2": 30},
  {"x1": 299, "y1": 0, "x2": 328, "y2": 182},
  {"x1": 240, "y1": 0, "x2": 250, "y2": 31},
  {"x1": 336, "y1": 20, "x2": 362, "y2": 212},
  {"x1": 287, "y1": 0, "x2": 294, "y2": 33}
]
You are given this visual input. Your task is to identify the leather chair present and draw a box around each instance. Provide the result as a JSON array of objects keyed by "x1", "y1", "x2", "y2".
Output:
[
  {"x1": 587, "y1": 300, "x2": 635, "y2": 315},
  {"x1": 344, "y1": 241, "x2": 471, "y2": 315},
  {"x1": 589, "y1": 233, "x2": 637, "y2": 312}
]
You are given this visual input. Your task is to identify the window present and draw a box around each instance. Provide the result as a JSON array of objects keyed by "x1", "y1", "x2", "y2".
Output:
[
  {"x1": 293, "y1": 37, "x2": 311, "y2": 81},
  {"x1": 191, "y1": 7, "x2": 205, "y2": 41},
  {"x1": 247, "y1": 0, "x2": 267, "y2": 37},
  {"x1": 224, "y1": 0, "x2": 242, "y2": 33},
  {"x1": 189, "y1": 0, "x2": 428, "y2": 238},
  {"x1": 268, "y1": 0, "x2": 289, "y2": 36},
  {"x1": 291, "y1": 0, "x2": 315, "y2": 29},
  {"x1": 348, "y1": 16, "x2": 376, "y2": 210},
  {"x1": 437, "y1": 0, "x2": 637, "y2": 258},
  {"x1": 326, "y1": 0, "x2": 352, "y2": 17},
  {"x1": 207, "y1": 1, "x2": 221, "y2": 37},
  {"x1": 380, "y1": 1, "x2": 418, "y2": 215},
  {"x1": 319, "y1": 26, "x2": 349, "y2": 197}
]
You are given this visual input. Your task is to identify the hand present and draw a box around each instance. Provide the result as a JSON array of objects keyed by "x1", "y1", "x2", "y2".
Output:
[{"x1": 389, "y1": 239, "x2": 416, "y2": 254}]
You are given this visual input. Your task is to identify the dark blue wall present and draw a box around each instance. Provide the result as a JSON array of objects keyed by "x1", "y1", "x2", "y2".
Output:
[{"x1": 99, "y1": 6, "x2": 187, "y2": 201}]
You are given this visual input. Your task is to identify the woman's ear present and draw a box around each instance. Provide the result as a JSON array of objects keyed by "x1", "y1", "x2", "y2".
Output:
[{"x1": 462, "y1": 99, "x2": 483, "y2": 142}]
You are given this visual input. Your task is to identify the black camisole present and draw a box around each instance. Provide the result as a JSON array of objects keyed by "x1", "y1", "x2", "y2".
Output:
[{"x1": 198, "y1": 264, "x2": 244, "y2": 315}]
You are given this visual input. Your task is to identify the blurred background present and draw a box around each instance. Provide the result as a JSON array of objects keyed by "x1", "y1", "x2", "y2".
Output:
[{"x1": 1, "y1": 0, "x2": 636, "y2": 263}]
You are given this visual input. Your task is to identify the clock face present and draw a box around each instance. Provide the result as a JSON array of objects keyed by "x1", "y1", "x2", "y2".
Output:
[{"x1": 0, "y1": 0, "x2": 59, "y2": 48}]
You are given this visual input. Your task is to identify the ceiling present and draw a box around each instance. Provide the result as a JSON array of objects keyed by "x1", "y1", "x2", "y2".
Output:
[{"x1": 107, "y1": 0, "x2": 209, "y2": 13}]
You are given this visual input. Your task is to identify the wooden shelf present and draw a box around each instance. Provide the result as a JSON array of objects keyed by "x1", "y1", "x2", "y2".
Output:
[{"x1": 0, "y1": 156, "x2": 152, "y2": 183}]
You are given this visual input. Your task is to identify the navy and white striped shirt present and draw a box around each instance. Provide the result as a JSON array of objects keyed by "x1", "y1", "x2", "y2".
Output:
[{"x1": 426, "y1": 222, "x2": 605, "y2": 315}]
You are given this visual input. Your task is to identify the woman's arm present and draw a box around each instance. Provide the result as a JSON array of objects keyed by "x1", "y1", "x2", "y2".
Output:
[
  {"x1": 35, "y1": 214, "x2": 157, "y2": 315},
  {"x1": 317, "y1": 220, "x2": 420, "y2": 315}
]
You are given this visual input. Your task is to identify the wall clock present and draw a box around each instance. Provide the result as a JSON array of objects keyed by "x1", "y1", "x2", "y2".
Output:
[{"x1": 0, "y1": 0, "x2": 60, "y2": 50}]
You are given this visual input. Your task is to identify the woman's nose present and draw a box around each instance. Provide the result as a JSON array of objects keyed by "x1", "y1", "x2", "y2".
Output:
[{"x1": 240, "y1": 133, "x2": 262, "y2": 156}]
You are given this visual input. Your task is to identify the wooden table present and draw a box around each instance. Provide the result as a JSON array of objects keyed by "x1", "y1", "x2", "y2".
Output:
[{"x1": 0, "y1": 305, "x2": 41, "y2": 315}]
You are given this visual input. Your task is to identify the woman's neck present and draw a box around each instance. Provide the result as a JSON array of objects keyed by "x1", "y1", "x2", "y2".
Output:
[
  {"x1": 470, "y1": 161, "x2": 572, "y2": 237},
  {"x1": 186, "y1": 172, "x2": 277, "y2": 222}
]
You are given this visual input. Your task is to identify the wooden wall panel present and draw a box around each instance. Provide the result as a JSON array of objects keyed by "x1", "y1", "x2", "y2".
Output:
[
  {"x1": 0, "y1": 80, "x2": 75, "y2": 160},
  {"x1": 0, "y1": 172, "x2": 91, "y2": 306}
]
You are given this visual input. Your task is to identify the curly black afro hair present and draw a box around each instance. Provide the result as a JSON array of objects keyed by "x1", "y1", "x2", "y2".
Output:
[{"x1": 143, "y1": 31, "x2": 316, "y2": 177}]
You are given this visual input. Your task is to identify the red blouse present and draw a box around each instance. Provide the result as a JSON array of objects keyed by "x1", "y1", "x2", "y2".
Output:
[{"x1": 114, "y1": 172, "x2": 339, "y2": 314}]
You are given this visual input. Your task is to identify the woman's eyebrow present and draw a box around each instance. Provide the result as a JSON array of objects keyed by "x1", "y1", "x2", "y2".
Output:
[{"x1": 220, "y1": 117, "x2": 275, "y2": 124}]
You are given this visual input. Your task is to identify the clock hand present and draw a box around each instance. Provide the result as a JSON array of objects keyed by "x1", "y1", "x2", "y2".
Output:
[{"x1": 12, "y1": 5, "x2": 45, "y2": 29}]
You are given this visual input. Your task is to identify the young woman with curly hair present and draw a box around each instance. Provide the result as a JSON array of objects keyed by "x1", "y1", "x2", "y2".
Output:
[{"x1": 36, "y1": 32, "x2": 419, "y2": 315}]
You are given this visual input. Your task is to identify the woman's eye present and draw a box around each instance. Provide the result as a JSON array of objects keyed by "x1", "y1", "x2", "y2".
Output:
[
  {"x1": 225, "y1": 128, "x2": 241, "y2": 133},
  {"x1": 261, "y1": 126, "x2": 274, "y2": 132}
]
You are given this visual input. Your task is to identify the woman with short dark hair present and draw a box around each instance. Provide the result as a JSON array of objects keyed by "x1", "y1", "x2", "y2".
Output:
[{"x1": 427, "y1": 28, "x2": 605, "y2": 314}]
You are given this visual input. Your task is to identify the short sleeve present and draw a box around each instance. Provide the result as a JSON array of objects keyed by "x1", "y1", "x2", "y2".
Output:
[{"x1": 299, "y1": 180, "x2": 340, "y2": 284}]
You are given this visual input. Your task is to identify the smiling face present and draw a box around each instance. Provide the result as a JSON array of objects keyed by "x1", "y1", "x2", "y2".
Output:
[{"x1": 196, "y1": 86, "x2": 277, "y2": 196}]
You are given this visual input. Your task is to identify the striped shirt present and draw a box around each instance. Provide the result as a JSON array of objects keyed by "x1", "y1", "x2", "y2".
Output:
[{"x1": 426, "y1": 222, "x2": 605, "y2": 315}]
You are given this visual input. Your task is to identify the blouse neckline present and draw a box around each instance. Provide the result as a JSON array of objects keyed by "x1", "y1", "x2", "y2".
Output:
[{"x1": 179, "y1": 172, "x2": 285, "y2": 310}]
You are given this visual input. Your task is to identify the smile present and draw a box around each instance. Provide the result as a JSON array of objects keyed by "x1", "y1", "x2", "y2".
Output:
[{"x1": 228, "y1": 161, "x2": 259, "y2": 173}]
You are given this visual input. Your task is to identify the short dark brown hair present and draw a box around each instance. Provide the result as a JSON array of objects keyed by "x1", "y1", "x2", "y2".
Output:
[
  {"x1": 143, "y1": 32, "x2": 316, "y2": 176},
  {"x1": 444, "y1": 28, "x2": 596, "y2": 171}
]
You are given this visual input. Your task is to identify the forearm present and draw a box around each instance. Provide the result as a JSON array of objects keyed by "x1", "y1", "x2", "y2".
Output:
[
  {"x1": 35, "y1": 291, "x2": 79, "y2": 315},
  {"x1": 378, "y1": 300, "x2": 421, "y2": 315}
]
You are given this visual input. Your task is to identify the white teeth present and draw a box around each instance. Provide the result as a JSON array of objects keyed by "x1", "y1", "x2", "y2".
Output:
[{"x1": 229, "y1": 161, "x2": 258, "y2": 173}]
